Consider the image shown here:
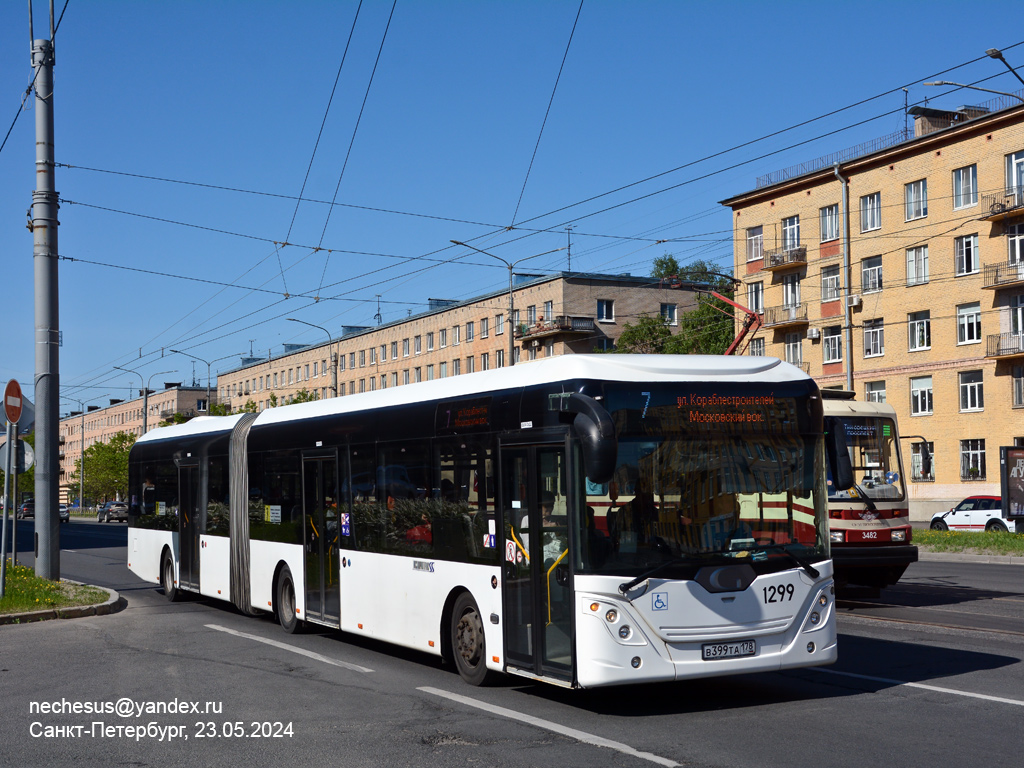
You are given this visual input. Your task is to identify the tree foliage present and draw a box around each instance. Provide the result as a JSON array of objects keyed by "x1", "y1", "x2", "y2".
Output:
[
  {"x1": 67, "y1": 430, "x2": 137, "y2": 505},
  {"x1": 651, "y1": 253, "x2": 681, "y2": 278},
  {"x1": 290, "y1": 389, "x2": 318, "y2": 404},
  {"x1": 208, "y1": 402, "x2": 232, "y2": 416}
]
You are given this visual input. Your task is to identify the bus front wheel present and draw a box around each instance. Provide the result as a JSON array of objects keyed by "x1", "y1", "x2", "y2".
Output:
[
  {"x1": 161, "y1": 552, "x2": 181, "y2": 602},
  {"x1": 450, "y1": 592, "x2": 493, "y2": 686},
  {"x1": 276, "y1": 566, "x2": 301, "y2": 634}
]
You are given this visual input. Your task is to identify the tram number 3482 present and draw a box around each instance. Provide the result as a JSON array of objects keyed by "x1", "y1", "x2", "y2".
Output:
[{"x1": 762, "y1": 584, "x2": 795, "y2": 603}]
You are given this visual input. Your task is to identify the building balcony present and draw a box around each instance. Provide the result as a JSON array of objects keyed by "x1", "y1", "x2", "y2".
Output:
[
  {"x1": 763, "y1": 303, "x2": 808, "y2": 329},
  {"x1": 986, "y1": 332, "x2": 1024, "y2": 359},
  {"x1": 514, "y1": 315, "x2": 595, "y2": 341},
  {"x1": 982, "y1": 261, "x2": 1024, "y2": 290},
  {"x1": 762, "y1": 245, "x2": 808, "y2": 272},
  {"x1": 980, "y1": 189, "x2": 1024, "y2": 222}
]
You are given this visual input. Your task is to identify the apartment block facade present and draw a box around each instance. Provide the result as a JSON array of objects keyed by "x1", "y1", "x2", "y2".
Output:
[{"x1": 722, "y1": 98, "x2": 1024, "y2": 516}]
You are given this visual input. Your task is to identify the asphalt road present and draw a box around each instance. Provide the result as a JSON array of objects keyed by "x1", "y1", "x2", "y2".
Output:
[{"x1": 1, "y1": 519, "x2": 1021, "y2": 768}]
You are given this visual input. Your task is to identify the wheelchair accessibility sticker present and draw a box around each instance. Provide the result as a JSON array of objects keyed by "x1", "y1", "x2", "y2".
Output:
[{"x1": 652, "y1": 592, "x2": 668, "y2": 611}]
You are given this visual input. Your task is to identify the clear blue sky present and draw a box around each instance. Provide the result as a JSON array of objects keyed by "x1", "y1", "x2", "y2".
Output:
[{"x1": 2, "y1": 0, "x2": 1022, "y2": 411}]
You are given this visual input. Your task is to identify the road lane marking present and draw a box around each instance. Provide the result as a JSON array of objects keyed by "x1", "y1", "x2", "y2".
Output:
[
  {"x1": 418, "y1": 686, "x2": 679, "y2": 767},
  {"x1": 814, "y1": 668, "x2": 1024, "y2": 706},
  {"x1": 206, "y1": 624, "x2": 373, "y2": 673}
]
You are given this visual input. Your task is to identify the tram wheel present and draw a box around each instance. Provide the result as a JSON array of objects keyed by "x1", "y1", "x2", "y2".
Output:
[{"x1": 450, "y1": 592, "x2": 493, "y2": 686}]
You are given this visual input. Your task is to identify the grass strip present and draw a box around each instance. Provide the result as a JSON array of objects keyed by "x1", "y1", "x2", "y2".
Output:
[{"x1": 0, "y1": 561, "x2": 109, "y2": 616}]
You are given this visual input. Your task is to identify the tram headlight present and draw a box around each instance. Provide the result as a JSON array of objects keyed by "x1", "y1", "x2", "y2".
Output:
[
  {"x1": 891, "y1": 530, "x2": 907, "y2": 542},
  {"x1": 829, "y1": 531, "x2": 845, "y2": 543}
]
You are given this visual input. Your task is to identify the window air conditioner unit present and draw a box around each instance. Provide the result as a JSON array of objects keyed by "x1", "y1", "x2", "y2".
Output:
[
  {"x1": 846, "y1": 295, "x2": 862, "y2": 308},
  {"x1": 806, "y1": 327, "x2": 821, "y2": 340}
]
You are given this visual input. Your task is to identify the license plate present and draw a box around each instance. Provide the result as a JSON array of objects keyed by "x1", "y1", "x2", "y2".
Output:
[{"x1": 701, "y1": 640, "x2": 756, "y2": 660}]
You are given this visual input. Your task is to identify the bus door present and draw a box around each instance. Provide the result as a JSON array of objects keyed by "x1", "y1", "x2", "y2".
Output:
[
  {"x1": 178, "y1": 461, "x2": 201, "y2": 591},
  {"x1": 302, "y1": 452, "x2": 340, "y2": 625},
  {"x1": 501, "y1": 443, "x2": 573, "y2": 682}
]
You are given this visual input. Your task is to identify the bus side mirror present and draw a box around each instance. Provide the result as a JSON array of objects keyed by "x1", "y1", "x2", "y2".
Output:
[
  {"x1": 824, "y1": 417, "x2": 854, "y2": 491},
  {"x1": 565, "y1": 393, "x2": 617, "y2": 485}
]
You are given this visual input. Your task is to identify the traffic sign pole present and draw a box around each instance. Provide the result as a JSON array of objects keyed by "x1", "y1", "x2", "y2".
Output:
[{"x1": 1, "y1": 421, "x2": 12, "y2": 598}]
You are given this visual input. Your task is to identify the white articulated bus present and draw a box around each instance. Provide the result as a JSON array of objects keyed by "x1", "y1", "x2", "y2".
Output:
[{"x1": 127, "y1": 355, "x2": 847, "y2": 688}]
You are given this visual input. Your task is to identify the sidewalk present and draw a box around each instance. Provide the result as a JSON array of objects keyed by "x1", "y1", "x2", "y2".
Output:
[
  {"x1": 0, "y1": 582, "x2": 125, "y2": 626},
  {"x1": 917, "y1": 550, "x2": 1024, "y2": 566}
]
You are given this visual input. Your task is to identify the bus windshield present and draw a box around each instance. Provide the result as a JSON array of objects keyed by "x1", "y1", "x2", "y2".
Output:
[
  {"x1": 827, "y1": 416, "x2": 904, "y2": 502},
  {"x1": 577, "y1": 383, "x2": 828, "y2": 576}
]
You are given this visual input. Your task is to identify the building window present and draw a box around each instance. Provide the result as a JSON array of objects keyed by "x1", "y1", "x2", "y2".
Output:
[
  {"x1": 909, "y1": 310, "x2": 930, "y2": 351},
  {"x1": 414, "y1": 367, "x2": 421, "y2": 383},
  {"x1": 782, "y1": 274, "x2": 800, "y2": 308},
  {"x1": 369, "y1": 377, "x2": 376, "y2": 391},
  {"x1": 911, "y1": 442, "x2": 934, "y2": 481},
  {"x1": 526, "y1": 306, "x2": 536, "y2": 325},
  {"x1": 438, "y1": 330, "x2": 446, "y2": 349},
  {"x1": 426, "y1": 364, "x2": 434, "y2": 381},
  {"x1": 821, "y1": 266, "x2": 840, "y2": 302},
  {"x1": 466, "y1": 322, "x2": 474, "y2": 341},
  {"x1": 495, "y1": 314, "x2": 504, "y2": 335},
  {"x1": 288, "y1": 369, "x2": 294, "y2": 384},
  {"x1": 906, "y1": 245, "x2": 929, "y2": 286},
  {"x1": 823, "y1": 325, "x2": 842, "y2": 363},
  {"x1": 403, "y1": 339, "x2": 410, "y2": 357},
  {"x1": 910, "y1": 376, "x2": 933, "y2": 416},
  {"x1": 453, "y1": 325, "x2": 461, "y2": 345},
  {"x1": 746, "y1": 226, "x2": 763, "y2": 261},
  {"x1": 749, "y1": 338, "x2": 765, "y2": 356},
  {"x1": 863, "y1": 319, "x2": 884, "y2": 358},
  {"x1": 453, "y1": 358, "x2": 461, "y2": 376},
  {"x1": 496, "y1": 349, "x2": 505, "y2": 367},
  {"x1": 861, "y1": 256, "x2": 882, "y2": 293},
  {"x1": 439, "y1": 361, "x2": 447, "y2": 378},
  {"x1": 660, "y1": 303, "x2": 677, "y2": 324},
  {"x1": 597, "y1": 299, "x2": 614, "y2": 322},
  {"x1": 959, "y1": 370, "x2": 984, "y2": 411},
  {"x1": 1015, "y1": 365, "x2": 1024, "y2": 408},
  {"x1": 466, "y1": 356, "x2": 475, "y2": 373},
  {"x1": 747, "y1": 281, "x2": 764, "y2": 313},
  {"x1": 312, "y1": 362, "x2": 318, "y2": 378},
  {"x1": 369, "y1": 348, "x2": 375, "y2": 365},
  {"x1": 481, "y1": 352, "x2": 490, "y2": 370},
  {"x1": 348, "y1": 352, "x2": 355, "y2": 370},
  {"x1": 304, "y1": 364, "x2": 310, "y2": 380},
  {"x1": 1009, "y1": 223, "x2": 1024, "y2": 266},
  {"x1": 403, "y1": 370, "x2": 410, "y2": 385},
  {"x1": 415, "y1": 335, "x2": 422, "y2": 354},
  {"x1": 782, "y1": 215, "x2": 800, "y2": 251},
  {"x1": 860, "y1": 192, "x2": 881, "y2": 232},
  {"x1": 481, "y1": 317, "x2": 489, "y2": 338},
  {"x1": 820, "y1": 204, "x2": 839, "y2": 242},
  {"x1": 359, "y1": 379, "x2": 365, "y2": 393},
  {"x1": 784, "y1": 332, "x2": 802, "y2": 365},
  {"x1": 865, "y1": 381, "x2": 886, "y2": 403},
  {"x1": 960, "y1": 439, "x2": 986, "y2": 480},
  {"x1": 544, "y1": 340, "x2": 553, "y2": 357},
  {"x1": 390, "y1": 341, "x2": 398, "y2": 359},
  {"x1": 953, "y1": 164, "x2": 978, "y2": 209},
  {"x1": 543, "y1": 301, "x2": 553, "y2": 321},
  {"x1": 359, "y1": 350, "x2": 366, "y2": 367},
  {"x1": 957, "y1": 302, "x2": 981, "y2": 344},
  {"x1": 955, "y1": 234, "x2": 979, "y2": 276},
  {"x1": 426, "y1": 332, "x2": 434, "y2": 351},
  {"x1": 1006, "y1": 150, "x2": 1024, "y2": 200},
  {"x1": 905, "y1": 179, "x2": 928, "y2": 220}
]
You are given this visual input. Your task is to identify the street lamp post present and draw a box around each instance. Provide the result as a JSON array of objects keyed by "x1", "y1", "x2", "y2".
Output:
[
  {"x1": 287, "y1": 318, "x2": 337, "y2": 397},
  {"x1": 169, "y1": 350, "x2": 244, "y2": 413},
  {"x1": 114, "y1": 366, "x2": 175, "y2": 435},
  {"x1": 923, "y1": 80, "x2": 1024, "y2": 104},
  {"x1": 450, "y1": 241, "x2": 564, "y2": 367},
  {"x1": 986, "y1": 48, "x2": 1024, "y2": 90}
]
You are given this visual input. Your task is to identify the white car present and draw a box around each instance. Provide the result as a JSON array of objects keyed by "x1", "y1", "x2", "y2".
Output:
[{"x1": 930, "y1": 496, "x2": 1019, "y2": 533}]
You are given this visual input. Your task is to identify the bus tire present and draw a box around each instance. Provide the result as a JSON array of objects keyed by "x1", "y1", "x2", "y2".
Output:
[
  {"x1": 276, "y1": 566, "x2": 301, "y2": 634},
  {"x1": 450, "y1": 592, "x2": 492, "y2": 686},
  {"x1": 161, "y1": 551, "x2": 181, "y2": 602}
]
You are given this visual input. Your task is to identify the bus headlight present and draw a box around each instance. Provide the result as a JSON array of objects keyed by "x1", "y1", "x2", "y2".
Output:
[
  {"x1": 619, "y1": 625, "x2": 632, "y2": 640},
  {"x1": 605, "y1": 609, "x2": 618, "y2": 623},
  {"x1": 829, "y1": 531, "x2": 845, "y2": 543},
  {"x1": 891, "y1": 530, "x2": 907, "y2": 542}
]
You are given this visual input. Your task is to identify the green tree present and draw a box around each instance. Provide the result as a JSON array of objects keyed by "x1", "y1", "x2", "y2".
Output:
[
  {"x1": 652, "y1": 257, "x2": 737, "y2": 356},
  {"x1": 267, "y1": 392, "x2": 278, "y2": 408},
  {"x1": 240, "y1": 399, "x2": 259, "y2": 413},
  {"x1": 651, "y1": 253, "x2": 681, "y2": 279},
  {"x1": 68, "y1": 431, "x2": 137, "y2": 504},
  {"x1": 610, "y1": 314, "x2": 673, "y2": 354},
  {"x1": 208, "y1": 402, "x2": 232, "y2": 416},
  {"x1": 291, "y1": 389, "x2": 319, "y2": 404}
]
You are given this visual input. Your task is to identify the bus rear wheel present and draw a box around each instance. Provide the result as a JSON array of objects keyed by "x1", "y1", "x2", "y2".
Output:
[
  {"x1": 276, "y1": 566, "x2": 301, "y2": 634},
  {"x1": 450, "y1": 593, "x2": 493, "y2": 686},
  {"x1": 162, "y1": 552, "x2": 181, "y2": 602}
]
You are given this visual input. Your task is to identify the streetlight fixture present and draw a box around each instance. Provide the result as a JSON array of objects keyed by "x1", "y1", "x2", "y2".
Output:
[
  {"x1": 113, "y1": 366, "x2": 176, "y2": 435},
  {"x1": 450, "y1": 241, "x2": 565, "y2": 367},
  {"x1": 169, "y1": 350, "x2": 244, "y2": 413},
  {"x1": 286, "y1": 318, "x2": 338, "y2": 398},
  {"x1": 923, "y1": 80, "x2": 1024, "y2": 104},
  {"x1": 986, "y1": 48, "x2": 1024, "y2": 89}
]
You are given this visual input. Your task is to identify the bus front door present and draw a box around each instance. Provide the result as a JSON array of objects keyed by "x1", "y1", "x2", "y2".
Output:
[
  {"x1": 501, "y1": 444, "x2": 573, "y2": 682},
  {"x1": 302, "y1": 454, "x2": 340, "y2": 626},
  {"x1": 178, "y1": 462, "x2": 200, "y2": 591}
]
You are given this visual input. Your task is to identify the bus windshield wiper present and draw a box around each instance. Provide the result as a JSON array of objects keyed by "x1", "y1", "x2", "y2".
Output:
[
  {"x1": 751, "y1": 543, "x2": 820, "y2": 578},
  {"x1": 617, "y1": 554, "x2": 726, "y2": 596}
]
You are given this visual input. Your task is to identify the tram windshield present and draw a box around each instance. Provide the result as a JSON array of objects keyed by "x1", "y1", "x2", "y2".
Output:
[
  {"x1": 826, "y1": 416, "x2": 904, "y2": 502},
  {"x1": 576, "y1": 383, "x2": 828, "y2": 576}
]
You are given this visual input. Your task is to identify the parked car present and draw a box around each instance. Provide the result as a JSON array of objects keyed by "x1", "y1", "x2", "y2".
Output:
[
  {"x1": 929, "y1": 495, "x2": 1015, "y2": 532},
  {"x1": 97, "y1": 501, "x2": 129, "y2": 523},
  {"x1": 17, "y1": 500, "x2": 34, "y2": 519},
  {"x1": 59, "y1": 504, "x2": 70, "y2": 523}
]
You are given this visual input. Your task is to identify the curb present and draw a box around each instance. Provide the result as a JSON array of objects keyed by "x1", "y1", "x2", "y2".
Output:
[
  {"x1": 0, "y1": 583, "x2": 126, "y2": 626},
  {"x1": 917, "y1": 550, "x2": 1024, "y2": 566}
]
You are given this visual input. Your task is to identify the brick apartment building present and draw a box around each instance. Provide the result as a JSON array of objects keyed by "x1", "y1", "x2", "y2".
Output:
[{"x1": 721, "y1": 91, "x2": 1024, "y2": 516}]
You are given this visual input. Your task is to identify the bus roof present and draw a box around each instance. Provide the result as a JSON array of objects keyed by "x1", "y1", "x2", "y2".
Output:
[{"x1": 135, "y1": 413, "x2": 250, "y2": 445}]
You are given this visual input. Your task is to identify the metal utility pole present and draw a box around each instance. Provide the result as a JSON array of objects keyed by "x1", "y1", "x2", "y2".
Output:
[{"x1": 31, "y1": 32, "x2": 60, "y2": 580}]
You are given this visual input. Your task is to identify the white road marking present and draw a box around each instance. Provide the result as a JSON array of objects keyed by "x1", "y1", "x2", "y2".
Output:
[
  {"x1": 418, "y1": 686, "x2": 679, "y2": 767},
  {"x1": 815, "y1": 668, "x2": 1024, "y2": 706},
  {"x1": 206, "y1": 624, "x2": 373, "y2": 673}
]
